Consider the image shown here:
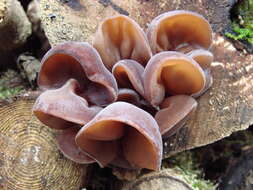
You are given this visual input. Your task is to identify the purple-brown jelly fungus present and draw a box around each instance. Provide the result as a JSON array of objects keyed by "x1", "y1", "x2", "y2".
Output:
[
  {"x1": 93, "y1": 15, "x2": 152, "y2": 70},
  {"x1": 33, "y1": 10, "x2": 214, "y2": 171},
  {"x1": 146, "y1": 10, "x2": 212, "y2": 54}
]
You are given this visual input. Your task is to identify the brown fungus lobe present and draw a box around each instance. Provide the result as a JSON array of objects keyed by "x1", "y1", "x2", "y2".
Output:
[
  {"x1": 187, "y1": 49, "x2": 214, "y2": 97},
  {"x1": 155, "y1": 95, "x2": 197, "y2": 138},
  {"x1": 112, "y1": 59, "x2": 145, "y2": 96},
  {"x1": 117, "y1": 88, "x2": 141, "y2": 106},
  {"x1": 93, "y1": 15, "x2": 152, "y2": 70},
  {"x1": 33, "y1": 79, "x2": 102, "y2": 129},
  {"x1": 75, "y1": 102, "x2": 162, "y2": 170},
  {"x1": 56, "y1": 127, "x2": 95, "y2": 164},
  {"x1": 38, "y1": 41, "x2": 118, "y2": 106},
  {"x1": 143, "y1": 51, "x2": 205, "y2": 107},
  {"x1": 147, "y1": 10, "x2": 212, "y2": 54},
  {"x1": 187, "y1": 49, "x2": 213, "y2": 70}
]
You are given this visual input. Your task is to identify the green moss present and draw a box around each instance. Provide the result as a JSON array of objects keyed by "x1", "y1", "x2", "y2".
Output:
[
  {"x1": 164, "y1": 152, "x2": 217, "y2": 190},
  {"x1": 0, "y1": 86, "x2": 23, "y2": 100},
  {"x1": 225, "y1": 22, "x2": 253, "y2": 45},
  {"x1": 226, "y1": 0, "x2": 253, "y2": 45},
  {"x1": 0, "y1": 70, "x2": 25, "y2": 100}
]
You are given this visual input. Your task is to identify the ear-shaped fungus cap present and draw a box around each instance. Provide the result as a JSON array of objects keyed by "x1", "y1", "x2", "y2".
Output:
[
  {"x1": 147, "y1": 10, "x2": 212, "y2": 54},
  {"x1": 117, "y1": 88, "x2": 141, "y2": 106},
  {"x1": 75, "y1": 102, "x2": 162, "y2": 170},
  {"x1": 175, "y1": 43, "x2": 201, "y2": 54},
  {"x1": 33, "y1": 79, "x2": 102, "y2": 129},
  {"x1": 187, "y1": 49, "x2": 213, "y2": 70},
  {"x1": 187, "y1": 49, "x2": 214, "y2": 97},
  {"x1": 93, "y1": 15, "x2": 152, "y2": 70},
  {"x1": 38, "y1": 42, "x2": 118, "y2": 106},
  {"x1": 143, "y1": 51, "x2": 205, "y2": 106},
  {"x1": 155, "y1": 95, "x2": 197, "y2": 138},
  {"x1": 112, "y1": 60, "x2": 145, "y2": 96},
  {"x1": 56, "y1": 127, "x2": 95, "y2": 164}
]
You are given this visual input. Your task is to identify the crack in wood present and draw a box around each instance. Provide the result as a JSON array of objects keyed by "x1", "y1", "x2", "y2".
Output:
[
  {"x1": 59, "y1": 0, "x2": 85, "y2": 11},
  {"x1": 98, "y1": 0, "x2": 129, "y2": 15}
]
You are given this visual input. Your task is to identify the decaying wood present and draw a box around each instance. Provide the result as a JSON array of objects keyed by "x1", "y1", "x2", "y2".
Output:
[
  {"x1": 0, "y1": 0, "x2": 31, "y2": 51},
  {"x1": 39, "y1": 0, "x2": 253, "y2": 158},
  {"x1": 17, "y1": 53, "x2": 40, "y2": 88},
  {"x1": 121, "y1": 168, "x2": 193, "y2": 190},
  {"x1": 27, "y1": 0, "x2": 50, "y2": 58},
  {"x1": 0, "y1": 93, "x2": 87, "y2": 190}
]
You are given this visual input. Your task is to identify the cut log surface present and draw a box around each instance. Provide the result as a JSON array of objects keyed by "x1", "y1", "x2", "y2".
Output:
[
  {"x1": 0, "y1": 93, "x2": 86, "y2": 190},
  {"x1": 39, "y1": 0, "x2": 253, "y2": 158},
  {"x1": 39, "y1": 0, "x2": 231, "y2": 46},
  {"x1": 122, "y1": 168, "x2": 193, "y2": 190}
]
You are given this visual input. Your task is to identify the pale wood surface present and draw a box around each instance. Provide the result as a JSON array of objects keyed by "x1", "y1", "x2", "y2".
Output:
[
  {"x1": 0, "y1": 94, "x2": 87, "y2": 190},
  {"x1": 122, "y1": 168, "x2": 193, "y2": 190}
]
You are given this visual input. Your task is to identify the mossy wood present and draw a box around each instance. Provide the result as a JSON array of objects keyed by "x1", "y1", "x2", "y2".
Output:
[
  {"x1": 0, "y1": 93, "x2": 86, "y2": 190},
  {"x1": 39, "y1": 0, "x2": 253, "y2": 157}
]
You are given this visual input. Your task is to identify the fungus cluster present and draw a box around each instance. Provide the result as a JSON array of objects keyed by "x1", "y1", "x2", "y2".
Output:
[{"x1": 33, "y1": 10, "x2": 213, "y2": 171}]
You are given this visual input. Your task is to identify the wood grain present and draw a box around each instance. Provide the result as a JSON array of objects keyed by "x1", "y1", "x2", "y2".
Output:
[{"x1": 0, "y1": 93, "x2": 87, "y2": 190}]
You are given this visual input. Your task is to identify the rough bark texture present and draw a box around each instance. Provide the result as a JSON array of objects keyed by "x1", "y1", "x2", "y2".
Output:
[
  {"x1": 0, "y1": 93, "x2": 87, "y2": 190},
  {"x1": 39, "y1": 0, "x2": 253, "y2": 158},
  {"x1": 0, "y1": 0, "x2": 31, "y2": 51},
  {"x1": 121, "y1": 168, "x2": 193, "y2": 190}
]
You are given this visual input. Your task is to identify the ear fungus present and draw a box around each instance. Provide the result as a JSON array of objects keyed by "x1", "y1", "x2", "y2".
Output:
[
  {"x1": 175, "y1": 43, "x2": 201, "y2": 54},
  {"x1": 32, "y1": 11, "x2": 214, "y2": 171},
  {"x1": 93, "y1": 15, "x2": 152, "y2": 70},
  {"x1": 187, "y1": 49, "x2": 213, "y2": 70},
  {"x1": 117, "y1": 88, "x2": 141, "y2": 106},
  {"x1": 112, "y1": 60, "x2": 145, "y2": 96},
  {"x1": 38, "y1": 41, "x2": 118, "y2": 106},
  {"x1": 155, "y1": 95, "x2": 197, "y2": 138},
  {"x1": 75, "y1": 102, "x2": 162, "y2": 170},
  {"x1": 56, "y1": 127, "x2": 95, "y2": 164},
  {"x1": 187, "y1": 49, "x2": 214, "y2": 97},
  {"x1": 33, "y1": 79, "x2": 102, "y2": 129},
  {"x1": 143, "y1": 51, "x2": 205, "y2": 107},
  {"x1": 147, "y1": 10, "x2": 212, "y2": 54}
]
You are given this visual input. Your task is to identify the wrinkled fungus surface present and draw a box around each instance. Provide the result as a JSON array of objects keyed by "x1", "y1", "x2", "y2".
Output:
[{"x1": 33, "y1": 10, "x2": 214, "y2": 171}]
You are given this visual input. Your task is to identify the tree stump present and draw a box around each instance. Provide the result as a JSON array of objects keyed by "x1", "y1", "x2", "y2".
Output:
[
  {"x1": 0, "y1": 93, "x2": 87, "y2": 190},
  {"x1": 38, "y1": 0, "x2": 253, "y2": 158}
]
